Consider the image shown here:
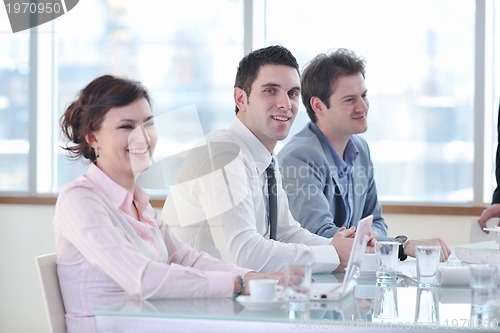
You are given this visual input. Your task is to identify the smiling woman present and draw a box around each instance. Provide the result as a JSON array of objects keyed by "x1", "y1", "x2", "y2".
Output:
[
  {"x1": 54, "y1": 74, "x2": 281, "y2": 333},
  {"x1": 86, "y1": 98, "x2": 157, "y2": 189}
]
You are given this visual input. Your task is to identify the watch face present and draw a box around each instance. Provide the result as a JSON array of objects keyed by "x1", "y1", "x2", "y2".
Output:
[{"x1": 395, "y1": 235, "x2": 408, "y2": 244}]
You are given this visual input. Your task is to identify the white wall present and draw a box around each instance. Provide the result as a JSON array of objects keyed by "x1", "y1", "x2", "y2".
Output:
[
  {"x1": 384, "y1": 214, "x2": 474, "y2": 246},
  {"x1": 0, "y1": 204, "x2": 480, "y2": 332},
  {"x1": 1, "y1": 204, "x2": 56, "y2": 333}
]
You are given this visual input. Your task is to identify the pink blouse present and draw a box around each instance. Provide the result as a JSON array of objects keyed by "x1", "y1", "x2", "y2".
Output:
[{"x1": 54, "y1": 164, "x2": 251, "y2": 330}]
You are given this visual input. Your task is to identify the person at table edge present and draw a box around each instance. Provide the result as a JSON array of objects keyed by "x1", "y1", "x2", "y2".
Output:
[{"x1": 478, "y1": 100, "x2": 500, "y2": 231}]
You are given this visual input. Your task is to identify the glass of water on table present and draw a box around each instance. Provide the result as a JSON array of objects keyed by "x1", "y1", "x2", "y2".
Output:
[{"x1": 284, "y1": 262, "x2": 312, "y2": 309}]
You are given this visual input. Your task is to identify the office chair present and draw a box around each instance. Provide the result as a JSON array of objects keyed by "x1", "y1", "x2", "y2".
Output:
[{"x1": 35, "y1": 253, "x2": 67, "y2": 333}]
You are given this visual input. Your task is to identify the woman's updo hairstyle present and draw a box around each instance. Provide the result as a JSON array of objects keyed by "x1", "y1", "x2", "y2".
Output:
[{"x1": 60, "y1": 75, "x2": 151, "y2": 162}]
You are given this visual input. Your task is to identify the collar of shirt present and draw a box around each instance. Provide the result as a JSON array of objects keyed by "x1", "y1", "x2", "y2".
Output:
[
  {"x1": 86, "y1": 164, "x2": 154, "y2": 225},
  {"x1": 310, "y1": 122, "x2": 358, "y2": 227},
  {"x1": 310, "y1": 122, "x2": 359, "y2": 176},
  {"x1": 230, "y1": 118, "x2": 274, "y2": 175}
]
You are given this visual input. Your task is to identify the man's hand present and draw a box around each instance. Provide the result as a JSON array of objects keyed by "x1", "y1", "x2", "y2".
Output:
[
  {"x1": 478, "y1": 204, "x2": 500, "y2": 233},
  {"x1": 365, "y1": 230, "x2": 378, "y2": 254},
  {"x1": 330, "y1": 226, "x2": 356, "y2": 271},
  {"x1": 404, "y1": 238, "x2": 451, "y2": 262}
]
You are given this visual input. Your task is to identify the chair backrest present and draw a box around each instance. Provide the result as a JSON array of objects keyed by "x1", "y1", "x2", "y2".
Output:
[
  {"x1": 35, "y1": 253, "x2": 67, "y2": 333},
  {"x1": 469, "y1": 217, "x2": 500, "y2": 243}
]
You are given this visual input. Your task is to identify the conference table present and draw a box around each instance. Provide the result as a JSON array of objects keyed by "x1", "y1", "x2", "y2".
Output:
[{"x1": 94, "y1": 248, "x2": 500, "y2": 332}]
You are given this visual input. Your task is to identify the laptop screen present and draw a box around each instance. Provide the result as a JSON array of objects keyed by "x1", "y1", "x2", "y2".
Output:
[{"x1": 339, "y1": 214, "x2": 373, "y2": 293}]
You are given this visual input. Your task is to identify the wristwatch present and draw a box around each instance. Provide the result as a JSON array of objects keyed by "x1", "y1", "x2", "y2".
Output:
[{"x1": 394, "y1": 235, "x2": 409, "y2": 261}]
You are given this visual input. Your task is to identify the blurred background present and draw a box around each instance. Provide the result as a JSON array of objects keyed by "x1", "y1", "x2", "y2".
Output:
[{"x1": 0, "y1": 0, "x2": 499, "y2": 205}]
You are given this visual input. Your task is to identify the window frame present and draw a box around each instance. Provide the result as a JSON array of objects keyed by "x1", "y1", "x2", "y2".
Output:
[{"x1": 0, "y1": 0, "x2": 496, "y2": 215}]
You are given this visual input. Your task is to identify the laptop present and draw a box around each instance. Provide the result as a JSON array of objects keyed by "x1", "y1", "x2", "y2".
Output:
[{"x1": 309, "y1": 214, "x2": 373, "y2": 301}]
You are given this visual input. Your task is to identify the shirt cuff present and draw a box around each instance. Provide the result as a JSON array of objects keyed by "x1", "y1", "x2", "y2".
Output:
[
  {"x1": 206, "y1": 267, "x2": 253, "y2": 297},
  {"x1": 309, "y1": 245, "x2": 340, "y2": 273}
]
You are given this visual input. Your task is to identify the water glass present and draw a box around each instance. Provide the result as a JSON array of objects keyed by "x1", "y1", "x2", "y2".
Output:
[
  {"x1": 374, "y1": 284, "x2": 398, "y2": 319},
  {"x1": 375, "y1": 241, "x2": 399, "y2": 283},
  {"x1": 469, "y1": 263, "x2": 498, "y2": 312},
  {"x1": 284, "y1": 263, "x2": 312, "y2": 305},
  {"x1": 416, "y1": 245, "x2": 441, "y2": 287},
  {"x1": 414, "y1": 287, "x2": 439, "y2": 325},
  {"x1": 470, "y1": 303, "x2": 497, "y2": 329}
]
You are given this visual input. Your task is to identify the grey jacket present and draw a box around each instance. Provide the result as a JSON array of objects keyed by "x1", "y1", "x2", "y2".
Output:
[{"x1": 278, "y1": 122, "x2": 387, "y2": 238}]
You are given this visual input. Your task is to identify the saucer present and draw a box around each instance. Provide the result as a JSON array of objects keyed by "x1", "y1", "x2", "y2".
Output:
[{"x1": 236, "y1": 296, "x2": 284, "y2": 311}]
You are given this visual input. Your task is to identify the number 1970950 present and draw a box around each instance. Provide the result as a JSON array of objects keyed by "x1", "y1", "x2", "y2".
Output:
[{"x1": 6, "y1": 2, "x2": 63, "y2": 14}]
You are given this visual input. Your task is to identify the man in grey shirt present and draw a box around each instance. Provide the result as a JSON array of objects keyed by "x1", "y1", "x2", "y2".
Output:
[{"x1": 278, "y1": 48, "x2": 450, "y2": 261}]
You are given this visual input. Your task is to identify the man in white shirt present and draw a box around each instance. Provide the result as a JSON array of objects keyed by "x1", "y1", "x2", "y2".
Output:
[{"x1": 162, "y1": 45, "x2": 367, "y2": 273}]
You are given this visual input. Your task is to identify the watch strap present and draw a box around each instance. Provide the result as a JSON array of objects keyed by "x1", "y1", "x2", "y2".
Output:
[{"x1": 398, "y1": 244, "x2": 408, "y2": 261}]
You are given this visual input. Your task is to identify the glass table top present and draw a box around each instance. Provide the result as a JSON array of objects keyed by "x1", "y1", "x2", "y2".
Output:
[{"x1": 96, "y1": 273, "x2": 500, "y2": 331}]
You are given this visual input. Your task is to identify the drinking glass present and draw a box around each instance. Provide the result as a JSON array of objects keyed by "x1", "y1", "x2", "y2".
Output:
[
  {"x1": 284, "y1": 263, "x2": 312, "y2": 308},
  {"x1": 374, "y1": 284, "x2": 398, "y2": 319},
  {"x1": 416, "y1": 245, "x2": 441, "y2": 287},
  {"x1": 469, "y1": 263, "x2": 498, "y2": 312},
  {"x1": 375, "y1": 241, "x2": 399, "y2": 283},
  {"x1": 414, "y1": 287, "x2": 439, "y2": 325}
]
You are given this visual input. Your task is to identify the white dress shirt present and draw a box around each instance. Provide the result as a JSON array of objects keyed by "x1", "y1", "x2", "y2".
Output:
[{"x1": 162, "y1": 118, "x2": 339, "y2": 273}]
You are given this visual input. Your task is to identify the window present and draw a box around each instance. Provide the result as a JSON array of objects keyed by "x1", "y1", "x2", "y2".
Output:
[
  {"x1": 53, "y1": 0, "x2": 244, "y2": 191},
  {"x1": 0, "y1": 0, "x2": 498, "y2": 206},
  {"x1": 267, "y1": 0, "x2": 477, "y2": 203},
  {"x1": 0, "y1": 11, "x2": 29, "y2": 192}
]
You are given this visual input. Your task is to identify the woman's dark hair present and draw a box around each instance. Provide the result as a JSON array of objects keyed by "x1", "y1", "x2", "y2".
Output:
[{"x1": 60, "y1": 74, "x2": 151, "y2": 162}]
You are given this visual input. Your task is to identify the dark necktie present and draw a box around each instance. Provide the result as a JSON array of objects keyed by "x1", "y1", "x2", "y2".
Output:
[{"x1": 266, "y1": 159, "x2": 277, "y2": 240}]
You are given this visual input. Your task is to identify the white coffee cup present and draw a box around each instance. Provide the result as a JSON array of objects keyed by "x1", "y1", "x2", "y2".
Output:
[{"x1": 249, "y1": 279, "x2": 277, "y2": 301}]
